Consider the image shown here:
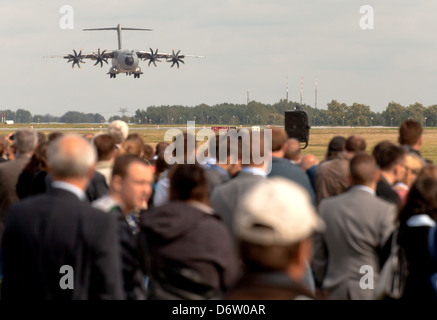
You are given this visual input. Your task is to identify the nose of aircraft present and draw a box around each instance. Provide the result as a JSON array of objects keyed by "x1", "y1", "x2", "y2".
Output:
[{"x1": 125, "y1": 56, "x2": 134, "y2": 66}]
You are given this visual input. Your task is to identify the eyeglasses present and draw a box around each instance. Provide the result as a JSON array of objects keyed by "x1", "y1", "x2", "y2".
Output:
[
  {"x1": 397, "y1": 163, "x2": 420, "y2": 175},
  {"x1": 406, "y1": 167, "x2": 420, "y2": 175}
]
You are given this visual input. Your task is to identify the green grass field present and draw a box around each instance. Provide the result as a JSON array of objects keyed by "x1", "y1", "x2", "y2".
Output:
[
  {"x1": 306, "y1": 127, "x2": 437, "y2": 163},
  {"x1": 2, "y1": 124, "x2": 436, "y2": 163}
]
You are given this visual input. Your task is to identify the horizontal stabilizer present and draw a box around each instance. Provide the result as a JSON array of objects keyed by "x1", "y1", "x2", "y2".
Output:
[
  {"x1": 82, "y1": 24, "x2": 152, "y2": 49},
  {"x1": 83, "y1": 28, "x2": 152, "y2": 31}
]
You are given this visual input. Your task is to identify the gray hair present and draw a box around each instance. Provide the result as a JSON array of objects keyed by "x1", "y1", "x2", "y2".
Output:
[
  {"x1": 15, "y1": 129, "x2": 37, "y2": 155},
  {"x1": 108, "y1": 120, "x2": 129, "y2": 144},
  {"x1": 47, "y1": 134, "x2": 97, "y2": 178}
]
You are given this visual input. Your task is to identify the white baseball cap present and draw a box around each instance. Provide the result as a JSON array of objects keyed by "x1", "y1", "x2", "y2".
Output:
[{"x1": 235, "y1": 177, "x2": 325, "y2": 245}]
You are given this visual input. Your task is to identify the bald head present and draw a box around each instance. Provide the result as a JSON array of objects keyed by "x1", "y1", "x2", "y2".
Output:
[
  {"x1": 284, "y1": 138, "x2": 302, "y2": 163},
  {"x1": 300, "y1": 154, "x2": 319, "y2": 171},
  {"x1": 47, "y1": 134, "x2": 97, "y2": 180}
]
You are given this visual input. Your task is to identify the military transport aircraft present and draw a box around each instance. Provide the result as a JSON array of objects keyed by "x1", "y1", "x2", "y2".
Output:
[{"x1": 47, "y1": 24, "x2": 204, "y2": 78}]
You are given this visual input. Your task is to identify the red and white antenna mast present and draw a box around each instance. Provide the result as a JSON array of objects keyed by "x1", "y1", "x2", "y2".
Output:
[
  {"x1": 300, "y1": 76, "x2": 303, "y2": 105},
  {"x1": 286, "y1": 76, "x2": 289, "y2": 103}
]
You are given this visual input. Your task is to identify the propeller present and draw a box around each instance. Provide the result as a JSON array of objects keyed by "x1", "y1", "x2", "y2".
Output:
[
  {"x1": 167, "y1": 49, "x2": 185, "y2": 68},
  {"x1": 93, "y1": 48, "x2": 108, "y2": 68},
  {"x1": 66, "y1": 49, "x2": 85, "y2": 69},
  {"x1": 145, "y1": 48, "x2": 161, "y2": 67}
]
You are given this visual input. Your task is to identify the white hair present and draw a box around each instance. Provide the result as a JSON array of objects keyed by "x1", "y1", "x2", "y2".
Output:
[
  {"x1": 108, "y1": 120, "x2": 129, "y2": 144},
  {"x1": 47, "y1": 134, "x2": 96, "y2": 178}
]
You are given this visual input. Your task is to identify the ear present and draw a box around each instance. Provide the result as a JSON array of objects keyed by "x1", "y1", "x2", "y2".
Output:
[
  {"x1": 281, "y1": 143, "x2": 287, "y2": 153},
  {"x1": 111, "y1": 174, "x2": 123, "y2": 192},
  {"x1": 418, "y1": 135, "x2": 423, "y2": 147},
  {"x1": 374, "y1": 168, "x2": 381, "y2": 183},
  {"x1": 287, "y1": 237, "x2": 312, "y2": 281},
  {"x1": 86, "y1": 164, "x2": 96, "y2": 181}
]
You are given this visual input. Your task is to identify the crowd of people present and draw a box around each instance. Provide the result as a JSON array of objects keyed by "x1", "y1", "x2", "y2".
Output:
[{"x1": 0, "y1": 118, "x2": 436, "y2": 300}]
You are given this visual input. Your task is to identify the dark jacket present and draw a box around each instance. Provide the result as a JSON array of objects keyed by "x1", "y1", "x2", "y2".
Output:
[
  {"x1": 44, "y1": 171, "x2": 109, "y2": 203},
  {"x1": 140, "y1": 201, "x2": 240, "y2": 299},
  {"x1": 86, "y1": 171, "x2": 109, "y2": 202},
  {"x1": 0, "y1": 154, "x2": 32, "y2": 244},
  {"x1": 268, "y1": 157, "x2": 316, "y2": 207},
  {"x1": 376, "y1": 175, "x2": 401, "y2": 208},
  {"x1": 16, "y1": 170, "x2": 48, "y2": 199},
  {"x1": 226, "y1": 271, "x2": 315, "y2": 300},
  {"x1": 399, "y1": 225, "x2": 437, "y2": 300},
  {"x1": 1, "y1": 188, "x2": 124, "y2": 300},
  {"x1": 111, "y1": 207, "x2": 147, "y2": 300}
]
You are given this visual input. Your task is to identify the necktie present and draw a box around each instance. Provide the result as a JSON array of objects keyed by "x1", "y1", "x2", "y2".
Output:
[{"x1": 127, "y1": 213, "x2": 137, "y2": 234}]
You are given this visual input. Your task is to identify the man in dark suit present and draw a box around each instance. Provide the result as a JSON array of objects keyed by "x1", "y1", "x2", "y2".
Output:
[
  {"x1": 373, "y1": 142, "x2": 406, "y2": 208},
  {"x1": 1, "y1": 134, "x2": 124, "y2": 300},
  {"x1": 93, "y1": 154, "x2": 155, "y2": 300},
  {"x1": 268, "y1": 128, "x2": 316, "y2": 207},
  {"x1": 0, "y1": 129, "x2": 37, "y2": 244}
]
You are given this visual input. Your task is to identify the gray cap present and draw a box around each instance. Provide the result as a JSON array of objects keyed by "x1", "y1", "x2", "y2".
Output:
[{"x1": 235, "y1": 177, "x2": 325, "y2": 245}]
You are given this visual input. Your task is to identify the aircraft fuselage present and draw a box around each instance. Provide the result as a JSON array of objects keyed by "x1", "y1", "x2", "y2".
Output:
[
  {"x1": 112, "y1": 49, "x2": 139, "y2": 72},
  {"x1": 108, "y1": 49, "x2": 142, "y2": 77}
]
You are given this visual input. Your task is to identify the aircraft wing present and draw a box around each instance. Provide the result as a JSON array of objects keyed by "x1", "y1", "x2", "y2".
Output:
[
  {"x1": 136, "y1": 49, "x2": 204, "y2": 68},
  {"x1": 44, "y1": 49, "x2": 115, "y2": 68},
  {"x1": 63, "y1": 50, "x2": 115, "y2": 60}
]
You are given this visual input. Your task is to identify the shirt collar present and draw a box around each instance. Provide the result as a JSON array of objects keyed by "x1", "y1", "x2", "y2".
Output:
[
  {"x1": 352, "y1": 185, "x2": 375, "y2": 196},
  {"x1": 407, "y1": 214, "x2": 436, "y2": 227},
  {"x1": 241, "y1": 166, "x2": 267, "y2": 177},
  {"x1": 52, "y1": 181, "x2": 86, "y2": 201}
]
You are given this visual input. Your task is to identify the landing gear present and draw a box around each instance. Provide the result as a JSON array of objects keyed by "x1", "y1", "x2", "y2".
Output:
[
  {"x1": 134, "y1": 73, "x2": 141, "y2": 79},
  {"x1": 107, "y1": 67, "x2": 118, "y2": 78}
]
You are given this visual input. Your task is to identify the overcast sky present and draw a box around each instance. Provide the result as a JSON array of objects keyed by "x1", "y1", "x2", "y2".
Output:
[{"x1": 1, "y1": 0, "x2": 437, "y2": 118}]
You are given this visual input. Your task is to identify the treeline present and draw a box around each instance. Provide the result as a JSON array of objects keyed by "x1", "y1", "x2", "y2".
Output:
[
  {"x1": 137, "y1": 100, "x2": 437, "y2": 127},
  {"x1": 0, "y1": 110, "x2": 105, "y2": 124},
  {"x1": 2, "y1": 100, "x2": 437, "y2": 126}
]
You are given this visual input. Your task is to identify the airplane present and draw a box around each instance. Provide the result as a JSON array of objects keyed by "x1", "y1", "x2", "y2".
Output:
[{"x1": 47, "y1": 24, "x2": 204, "y2": 78}]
